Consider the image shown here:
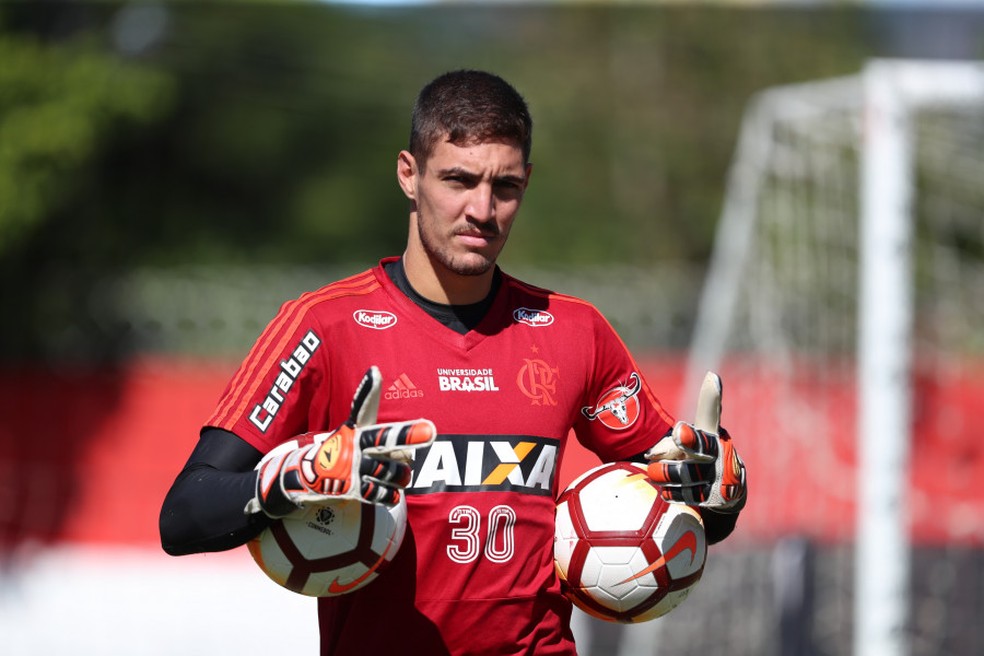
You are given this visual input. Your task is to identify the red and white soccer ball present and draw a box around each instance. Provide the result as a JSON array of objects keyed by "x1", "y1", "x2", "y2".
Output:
[
  {"x1": 248, "y1": 433, "x2": 407, "y2": 597},
  {"x1": 554, "y1": 461, "x2": 707, "y2": 622}
]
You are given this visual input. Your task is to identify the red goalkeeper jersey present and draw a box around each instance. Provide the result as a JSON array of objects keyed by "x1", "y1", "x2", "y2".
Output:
[{"x1": 206, "y1": 257, "x2": 675, "y2": 656}]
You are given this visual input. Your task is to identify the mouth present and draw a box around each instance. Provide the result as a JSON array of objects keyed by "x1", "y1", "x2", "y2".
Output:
[{"x1": 454, "y1": 229, "x2": 498, "y2": 248}]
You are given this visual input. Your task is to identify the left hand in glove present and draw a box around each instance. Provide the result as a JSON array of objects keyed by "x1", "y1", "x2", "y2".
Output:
[
  {"x1": 645, "y1": 371, "x2": 747, "y2": 513},
  {"x1": 245, "y1": 366, "x2": 436, "y2": 518}
]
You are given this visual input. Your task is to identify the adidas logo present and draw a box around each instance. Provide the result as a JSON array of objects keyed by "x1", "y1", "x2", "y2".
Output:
[{"x1": 384, "y1": 373, "x2": 424, "y2": 400}]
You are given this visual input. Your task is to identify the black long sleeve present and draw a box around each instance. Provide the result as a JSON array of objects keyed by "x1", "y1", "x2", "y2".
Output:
[
  {"x1": 159, "y1": 428, "x2": 273, "y2": 556},
  {"x1": 696, "y1": 507, "x2": 739, "y2": 544}
]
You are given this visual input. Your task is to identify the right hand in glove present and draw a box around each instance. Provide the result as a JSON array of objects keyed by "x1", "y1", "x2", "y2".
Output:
[
  {"x1": 245, "y1": 366, "x2": 436, "y2": 518},
  {"x1": 645, "y1": 371, "x2": 746, "y2": 513}
]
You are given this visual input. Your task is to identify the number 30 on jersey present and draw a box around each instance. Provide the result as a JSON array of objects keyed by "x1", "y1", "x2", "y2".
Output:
[{"x1": 447, "y1": 504, "x2": 517, "y2": 564}]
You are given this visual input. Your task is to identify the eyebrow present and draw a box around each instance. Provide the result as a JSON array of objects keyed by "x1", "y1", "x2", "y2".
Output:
[{"x1": 437, "y1": 166, "x2": 526, "y2": 185}]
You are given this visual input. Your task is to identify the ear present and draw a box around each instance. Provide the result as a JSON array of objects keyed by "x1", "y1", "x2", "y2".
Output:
[{"x1": 396, "y1": 150, "x2": 418, "y2": 200}]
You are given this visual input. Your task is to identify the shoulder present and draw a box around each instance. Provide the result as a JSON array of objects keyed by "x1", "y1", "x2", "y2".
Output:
[
  {"x1": 501, "y1": 271, "x2": 606, "y2": 321},
  {"x1": 298, "y1": 267, "x2": 382, "y2": 305},
  {"x1": 253, "y1": 266, "x2": 395, "y2": 342},
  {"x1": 277, "y1": 266, "x2": 386, "y2": 317}
]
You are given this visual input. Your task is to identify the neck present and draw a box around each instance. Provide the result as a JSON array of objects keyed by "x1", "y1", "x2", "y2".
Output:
[{"x1": 402, "y1": 250, "x2": 494, "y2": 306}]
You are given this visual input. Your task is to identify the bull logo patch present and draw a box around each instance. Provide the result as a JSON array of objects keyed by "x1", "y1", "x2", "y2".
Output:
[{"x1": 581, "y1": 372, "x2": 642, "y2": 430}]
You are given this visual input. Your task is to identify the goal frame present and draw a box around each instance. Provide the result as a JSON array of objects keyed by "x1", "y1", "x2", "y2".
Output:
[{"x1": 686, "y1": 58, "x2": 984, "y2": 656}]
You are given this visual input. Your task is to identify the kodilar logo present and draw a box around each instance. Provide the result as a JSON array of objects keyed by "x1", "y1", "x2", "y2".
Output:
[
  {"x1": 513, "y1": 307, "x2": 554, "y2": 327},
  {"x1": 353, "y1": 310, "x2": 397, "y2": 330}
]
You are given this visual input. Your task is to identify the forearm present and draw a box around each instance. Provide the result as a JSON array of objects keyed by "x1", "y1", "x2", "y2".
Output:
[
  {"x1": 159, "y1": 428, "x2": 272, "y2": 556},
  {"x1": 159, "y1": 463, "x2": 271, "y2": 556}
]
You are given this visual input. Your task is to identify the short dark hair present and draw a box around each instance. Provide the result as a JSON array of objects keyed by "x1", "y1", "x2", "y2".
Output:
[{"x1": 409, "y1": 70, "x2": 533, "y2": 166}]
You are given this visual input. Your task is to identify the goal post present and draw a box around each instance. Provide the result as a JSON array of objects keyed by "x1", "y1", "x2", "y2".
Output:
[
  {"x1": 857, "y1": 59, "x2": 984, "y2": 656},
  {"x1": 686, "y1": 59, "x2": 984, "y2": 656}
]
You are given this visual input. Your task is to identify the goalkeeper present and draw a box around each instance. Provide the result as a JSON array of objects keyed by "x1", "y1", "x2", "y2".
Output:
[{"x1": 159, "y1": 69, "x2": 746, "y2": 656}]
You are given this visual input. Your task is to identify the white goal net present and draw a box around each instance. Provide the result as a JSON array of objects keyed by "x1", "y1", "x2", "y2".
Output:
[{"x1": 671, "y1": 60, "x2": 984, "y2": 656}]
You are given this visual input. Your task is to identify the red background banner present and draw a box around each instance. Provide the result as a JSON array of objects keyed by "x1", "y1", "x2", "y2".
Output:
[{"x1": 2, "y1": 356, "x2": 981, "y2": 549}]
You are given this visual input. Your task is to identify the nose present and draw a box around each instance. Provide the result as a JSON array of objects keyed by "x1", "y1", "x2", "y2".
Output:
[{"x1": 465, "y1": 183, "x2": 495, "y2": 223}]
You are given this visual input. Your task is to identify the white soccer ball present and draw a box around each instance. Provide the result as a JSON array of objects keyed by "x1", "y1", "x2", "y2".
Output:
[
  {"x1": 247, "y1": 433, "x2": 407, "y2": 597},
  {"x1": 554, "y1": 461, "x2": 707, "y2": 622}
]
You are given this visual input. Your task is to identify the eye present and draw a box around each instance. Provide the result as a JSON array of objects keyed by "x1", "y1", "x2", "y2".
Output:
[
  {"x1": 444, "y1": 175, "x2": 473, "y2": 189},
  {"x1": 494, "y1": 179, "x2": 525, "y2": 198}
]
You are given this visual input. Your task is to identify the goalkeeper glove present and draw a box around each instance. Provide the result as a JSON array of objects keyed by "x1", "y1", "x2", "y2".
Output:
[
  {"x1": 245, "y1": 367, "x2": 436, "y2": 518},
  {"x1": 645, "y1": 371, "x2": 747, "y2": 513}
]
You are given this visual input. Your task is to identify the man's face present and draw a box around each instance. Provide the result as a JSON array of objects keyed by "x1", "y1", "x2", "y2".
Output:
[{"x1": 399, "y1": 137, "x2": 531, "y2": 277}]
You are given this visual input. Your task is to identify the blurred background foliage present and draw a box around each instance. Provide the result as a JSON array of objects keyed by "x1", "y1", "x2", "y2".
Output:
[{"x1": 0, "y1": 1, "x2": 981, "y2": 362}]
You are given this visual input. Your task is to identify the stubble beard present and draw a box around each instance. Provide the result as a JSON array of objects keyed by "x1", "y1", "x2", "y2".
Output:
[{"x1": 417, "y1": 215, "x2": 497, "y2": 277}]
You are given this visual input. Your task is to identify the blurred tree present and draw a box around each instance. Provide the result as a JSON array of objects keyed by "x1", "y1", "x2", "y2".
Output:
[
  {"x1": 4, "y1": 2, "x2": 970, "y2": 362},
  {"x1": 0, "y1": 3, "x2": 872, "y2": 274},
  {"x1": 0, "y1": 33, "x2": 174, "y2": 258}
]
